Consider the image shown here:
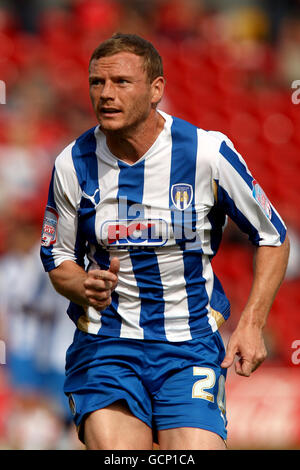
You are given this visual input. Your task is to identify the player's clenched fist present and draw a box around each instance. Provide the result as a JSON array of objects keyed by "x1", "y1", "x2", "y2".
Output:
[{"x1": 83, "y1": 257, "x2": 120, "y2": 311}]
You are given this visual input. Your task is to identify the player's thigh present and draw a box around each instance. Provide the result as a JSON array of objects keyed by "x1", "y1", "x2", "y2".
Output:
[
  {"x1": 84, "y1": 400, "x2": 153, "y2": 450},
  {"x1": 64, "y1": 332, "x2": 154, "y2": 448},
  {"x1": 158, "y1": 427, "x2": 226, "y2": 450},
  {"x1": 152, "y1": 333, "x2": 227, "y2": 449}
]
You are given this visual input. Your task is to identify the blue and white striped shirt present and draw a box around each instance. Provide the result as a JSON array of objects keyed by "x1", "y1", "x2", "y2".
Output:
[{"x1": 40, "y1": 111, "x2": 286, "y2": 342}]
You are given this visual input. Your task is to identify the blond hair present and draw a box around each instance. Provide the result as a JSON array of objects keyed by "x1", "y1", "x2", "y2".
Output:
[{"x1": 89, "y1": 33, "x2": 164, "y2": 83}]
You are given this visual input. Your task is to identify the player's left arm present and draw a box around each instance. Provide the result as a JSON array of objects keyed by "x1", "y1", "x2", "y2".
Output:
[
  {"x1": 210, "y1": 135, "x2": 290, "y2": 375},
  {"x1": 221, "y1": 235, "x2": 290, "y2": 376}
]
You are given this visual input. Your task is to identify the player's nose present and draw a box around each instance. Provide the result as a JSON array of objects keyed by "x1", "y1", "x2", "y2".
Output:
[{"x1": 100, "y1": 80, "x2": 116, "y2": 100}]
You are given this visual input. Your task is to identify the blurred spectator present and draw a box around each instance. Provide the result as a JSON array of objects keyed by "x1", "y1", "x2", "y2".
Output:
[
  {"x1": 2, "y1": 0, "x2": 41, "y2": 33},
  {"x1": 275, "y1": 15, "x2": 300, "y2": 87},
  {"x1": 116, "y1": 0, "x2": 155, "y2": 37},
  {"x1": 0, "y1": 202, "x2": 77, "y2": 449},
  {"x1": 0, "y1": 0, "x2": 74, "y2": 33},
  {"x1": 261, "y1": 0, "x2": 300, "y2": 46},
  {"x1": 0, "y1": 114, "x2": 53, "y2": 212}
]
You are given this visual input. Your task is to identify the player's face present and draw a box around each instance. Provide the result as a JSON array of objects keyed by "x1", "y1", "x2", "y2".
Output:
[{"x1": 89, "y1": 52, "x2": 162, "y2": 132}]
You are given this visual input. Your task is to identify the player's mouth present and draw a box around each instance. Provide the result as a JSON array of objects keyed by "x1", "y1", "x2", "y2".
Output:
[{"x1": 100, "y1": 107, "x2": 122, "y2": 117}]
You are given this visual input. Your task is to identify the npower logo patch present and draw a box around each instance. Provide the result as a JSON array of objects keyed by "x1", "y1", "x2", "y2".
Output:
[{"x1": 101, "y1": 219, "x2": 168, "y2": 246}]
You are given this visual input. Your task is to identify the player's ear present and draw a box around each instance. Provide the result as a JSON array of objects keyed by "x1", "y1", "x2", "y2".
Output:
[{"x1": 150, "y1": 76, "x2": 165, "y2": 107}]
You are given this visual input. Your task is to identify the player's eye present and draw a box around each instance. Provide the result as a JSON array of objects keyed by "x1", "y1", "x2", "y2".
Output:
[
  {"x1": 89, "y1": 78, "x2": 103, "y2": 86},
  {"x1": 117, "y1": 78, "x2": 129, "y2": 85}
]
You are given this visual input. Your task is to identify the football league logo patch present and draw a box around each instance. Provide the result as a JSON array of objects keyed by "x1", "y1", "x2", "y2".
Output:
[
  {"x1": 252, "y1": 180, "x2": 272, "y2": 219},
  {"x1": 171, "y1": 184, "x2": 193, "y2": 211},
  {"x1": 41, "y1": 206, "x2": 58, "y2": 247}
]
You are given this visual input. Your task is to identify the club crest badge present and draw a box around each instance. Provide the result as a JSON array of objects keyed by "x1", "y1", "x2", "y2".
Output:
[
  {"x1": 41, "y1": 206, "x2": 59, "y2": 247},
  {"x1": 171, "y1": 184, "x2": 193, "y2": 211}
]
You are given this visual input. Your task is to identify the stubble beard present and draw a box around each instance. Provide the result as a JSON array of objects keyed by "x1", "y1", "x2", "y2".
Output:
[{"x1": 100, "y1": 101, "x2": 153, "y2": 141}]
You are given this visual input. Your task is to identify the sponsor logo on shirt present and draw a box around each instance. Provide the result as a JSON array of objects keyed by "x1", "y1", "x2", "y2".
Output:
[{"x1": 101, "y1": 219, "x2": 168, "y2": 247}]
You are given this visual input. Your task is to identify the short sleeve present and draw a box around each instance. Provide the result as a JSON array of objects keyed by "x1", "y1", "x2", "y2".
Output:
[
  {"x1": 214, "y1": 138, "x2": 286, "y2": 246},
  {"x1": 40, "y1": 143, "x2": 86, "y2": 271}
]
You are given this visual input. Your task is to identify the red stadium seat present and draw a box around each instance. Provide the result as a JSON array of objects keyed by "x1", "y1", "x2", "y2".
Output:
[{"x1": 73, "y1": 0, "x2": 122, "y2": 34}]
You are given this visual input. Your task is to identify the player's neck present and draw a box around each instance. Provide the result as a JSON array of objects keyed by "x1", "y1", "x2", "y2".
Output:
[{"x1": 103, "y1": 110, "x2": 165, "y2": 165}]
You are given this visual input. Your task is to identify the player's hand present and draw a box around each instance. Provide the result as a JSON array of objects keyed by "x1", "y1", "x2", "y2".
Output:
[
  {"x1": 83, "y1": 257, "x2": 120, "y2": 311},
  {"x1": 220, "y1": 322, "x2": 267, "y2": 377}
]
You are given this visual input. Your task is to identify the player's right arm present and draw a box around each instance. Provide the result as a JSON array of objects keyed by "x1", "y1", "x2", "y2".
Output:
[
  {"x1": 40, "y1": 144, "x2": 119, "y2": 311},
  {"x1": 49, "y1": 258, "x2": 120, "y2": 312}
]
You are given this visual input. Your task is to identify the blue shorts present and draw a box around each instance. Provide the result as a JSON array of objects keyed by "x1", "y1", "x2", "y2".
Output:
[{"x1": 64, "y1": 330, "x2": 227, "y2": 444}]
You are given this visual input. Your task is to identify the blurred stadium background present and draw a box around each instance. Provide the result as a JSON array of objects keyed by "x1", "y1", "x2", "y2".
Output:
[{"x1": 0, "y1": 0, "x2": 299, "y2": 450}]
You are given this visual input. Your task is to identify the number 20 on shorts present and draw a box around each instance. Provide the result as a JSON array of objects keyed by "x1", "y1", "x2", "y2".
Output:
[{"x1": 192, "y1": 367, "x2": 226, "y2": 415}]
